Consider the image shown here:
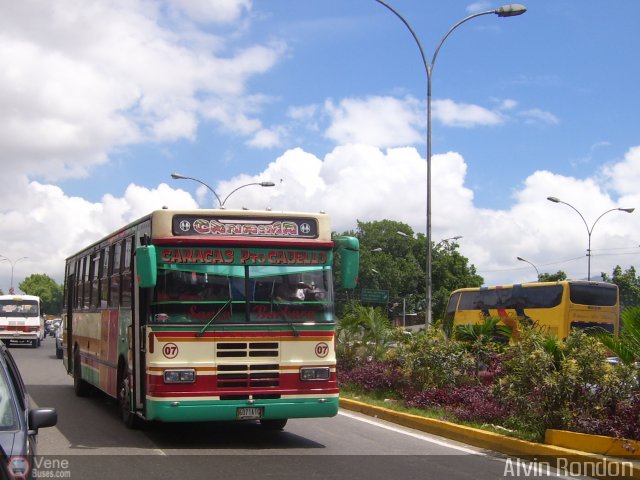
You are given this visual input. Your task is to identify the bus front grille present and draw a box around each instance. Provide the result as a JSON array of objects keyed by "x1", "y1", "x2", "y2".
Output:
[
  {"x1": 216, "y1": 342, "x2": 279, "y2": 358},
  {"x1": 217, "y1": 363, "x2": 280, "y2": 389}
]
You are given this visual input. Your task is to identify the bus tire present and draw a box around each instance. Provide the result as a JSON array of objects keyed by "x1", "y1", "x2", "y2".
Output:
[
  {"x1": 118, "y1": 363, "x2": 141, "y2": 429},
  {"x1": 260, "y1": 419, "x2": 287, "y2": 431},
  {"x1": 31, "y1": 339, "x2": 38, "y2": 348},
  {"x1": 73, "y1": 348, "x2": 90, "y2": 397}
]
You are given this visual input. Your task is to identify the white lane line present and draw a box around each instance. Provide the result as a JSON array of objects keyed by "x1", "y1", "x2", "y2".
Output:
[
  {"x1": 338, "y1": 411, "x2": 591, "y2": 479},
  {"x1": 338, "y1": 410, "x2": 484, "y2": 455}
]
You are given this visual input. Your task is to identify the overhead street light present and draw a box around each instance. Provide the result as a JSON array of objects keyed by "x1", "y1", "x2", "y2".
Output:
[
  {"x1": 516, "y1": 256, "x2": 540, "y2": 281},
  {"x1": 171, "y1": 173, "x2": 275, "y2": 209},
  {"x1": 375, "y1": 2, "x2": 526, "y2": 326},
  {"x1": 547, "y1": 196, "x2": 635, "y2": 280},
  {"x1": 0, "y1": 255, "x2": 28, "y2": 294}
]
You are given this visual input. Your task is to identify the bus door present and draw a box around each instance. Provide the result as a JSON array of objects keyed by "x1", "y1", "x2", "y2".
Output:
[{"x1": 65, "y1": 274, "x2": 74, "y2": 374}]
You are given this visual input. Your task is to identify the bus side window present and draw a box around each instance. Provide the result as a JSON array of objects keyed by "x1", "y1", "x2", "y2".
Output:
[
  {"x1": 97, "y1": 246, "x2": 109, "y2": 308},
  {"x1": 121, "y1": 236, "x2": 134, "y2": 308},
  {"x1": 82, "y1": 255, "x2": 91, "y2": 309},
  {"x1": 90, "y1": 252, "x2": 100, "y2": 309},
  {"x1": 110, "y1": 242, "x2": 122, "y2": 308}
]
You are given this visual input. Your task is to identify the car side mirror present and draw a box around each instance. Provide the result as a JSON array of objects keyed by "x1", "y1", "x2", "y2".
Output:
[{"x1": 28, "y1": 407, "x2": 58, "y2": 434}]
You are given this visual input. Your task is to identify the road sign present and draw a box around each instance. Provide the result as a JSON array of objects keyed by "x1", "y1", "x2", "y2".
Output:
[{"x1": 360, "y1": 289, "x2": 389, "y2": 304}]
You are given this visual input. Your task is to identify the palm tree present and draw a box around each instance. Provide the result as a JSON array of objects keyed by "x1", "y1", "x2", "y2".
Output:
[
  {"x1": 454, "y1": 317, "x2": 512, "y2": 378},
  {"x1": 337, "y1": 303, "x2": 393, "y2": 362},
  {"x1": 596, "y1": 306, "x2": 640, "y2": 364}
]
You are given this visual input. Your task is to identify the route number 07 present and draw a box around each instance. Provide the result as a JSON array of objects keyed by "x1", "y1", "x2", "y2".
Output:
[
  {"x1": 315, "y1": 342, "x2": 329, "y2": 358},
  {"x1": 162, "y1": 342, "x2": 179, "y2": 359}
]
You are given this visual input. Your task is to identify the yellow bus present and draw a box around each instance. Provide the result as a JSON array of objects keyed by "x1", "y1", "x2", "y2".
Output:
[
  {"x1": 62, "y1": 209, "x2": 359, "y2": 429},
  {"x1": 444, "y1": 280, "x2": 619, "y2": 339}
]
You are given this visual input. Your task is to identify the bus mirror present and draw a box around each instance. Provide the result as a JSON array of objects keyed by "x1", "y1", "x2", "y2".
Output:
[
  {"x1": 136, "y1": 245, "x2": 157, "y2": 288},
  {"x1": 334, "y1": 236, "x2": 360, "y2": 289}
]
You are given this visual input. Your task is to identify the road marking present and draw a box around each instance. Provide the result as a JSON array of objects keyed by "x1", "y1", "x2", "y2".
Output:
[
  {"x1": 338, "y1": 410, "x2": 483, "y2": 455},
  {"x1": 338, "y1": 411, "x2": 588, "y2": 479}
]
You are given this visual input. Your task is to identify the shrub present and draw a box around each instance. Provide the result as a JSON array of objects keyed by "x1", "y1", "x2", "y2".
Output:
[
  {"x1": 398, "y1": 328, "x2": 474, "y2": 390},
  {"x1": 496, "y1": 327, "x2": 638, "y2": 438},
  {"x1": 405, "y1": 384, "x2": 509, "y2": 424},
  {"x1": 338, "y1": 358, "x2": 404, "y2": 396}
]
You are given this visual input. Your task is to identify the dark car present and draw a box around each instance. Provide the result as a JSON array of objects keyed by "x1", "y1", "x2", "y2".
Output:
[
  {"x1": 54, "y1": 328, "x2": 63, "y2": 360},
  {"x1": 0, "y1": 343, "x2": 57, "y2": 478}
]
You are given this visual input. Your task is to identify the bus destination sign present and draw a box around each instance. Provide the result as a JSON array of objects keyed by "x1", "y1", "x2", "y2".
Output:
[{"x1": 172, "y1": 215, "x2": 319, "y2": 239}]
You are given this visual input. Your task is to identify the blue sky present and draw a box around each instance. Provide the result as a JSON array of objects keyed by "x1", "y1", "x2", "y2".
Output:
[{"x1": 0, "y1": 0, "x2": 639, "y2": 291}]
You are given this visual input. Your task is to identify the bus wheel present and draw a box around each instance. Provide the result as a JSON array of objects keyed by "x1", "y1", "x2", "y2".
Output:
[
  {"x1": 31, "y1": 339, "x2": 38, "y2": 348},
  {"x1": 118, "y1": 366, "x2": 140, "y2": 429},
  {"x1": 73, "y1": 348, "x2": 90, "y2": 397},
  {"x1": 260, "y1": 419, "x2": 287, "y2": 431}
]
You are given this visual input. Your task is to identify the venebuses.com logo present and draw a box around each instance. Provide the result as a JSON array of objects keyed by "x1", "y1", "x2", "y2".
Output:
[{"x1": 6, "y1": 456, "x2": 71, "y2": 479}]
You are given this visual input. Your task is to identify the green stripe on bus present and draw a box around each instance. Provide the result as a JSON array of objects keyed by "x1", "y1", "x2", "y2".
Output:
[{"x1": 145, "y1": 396, "x2": 339, "y2": 422}]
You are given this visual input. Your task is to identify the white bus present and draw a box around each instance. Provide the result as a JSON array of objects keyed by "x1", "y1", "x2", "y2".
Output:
[{"x1": 0, "y1": 295, "x2": 44, "y2": 348}]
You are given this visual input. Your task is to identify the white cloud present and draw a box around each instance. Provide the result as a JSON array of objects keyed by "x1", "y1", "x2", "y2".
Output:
[
  {"x1": 0, "y1": 0, "x2": 283, "y2": 180},
  {"x1": 169, "y1": 0, "x2": 252, "y2": 24},
  {"x1": 433, "y1": 99, "x2": 504, "y2": 127},
  {"x1": 324, "y1": 96, "x2": 423, "y2": 147},
  {"x1": 518, "y1": 108, "x2": 560, "y2": 125}
]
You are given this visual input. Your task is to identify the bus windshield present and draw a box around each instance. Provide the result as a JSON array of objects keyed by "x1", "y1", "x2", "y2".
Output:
[
  {"x1": 0, "y1": 299, "x2": 39, "y2": 317},
  {"x1": 151, "y1": 263, "x2": 334, "y2": 324}
]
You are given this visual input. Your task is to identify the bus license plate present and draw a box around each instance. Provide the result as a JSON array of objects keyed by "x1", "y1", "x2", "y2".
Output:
[{"x1": 236, "y1": 407, "x2": 263, "y2": 420}]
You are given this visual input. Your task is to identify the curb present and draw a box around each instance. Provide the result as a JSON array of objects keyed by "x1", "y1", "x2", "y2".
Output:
[{"x1": 340, "y1": 397, "x2": 640, "y2": 480}]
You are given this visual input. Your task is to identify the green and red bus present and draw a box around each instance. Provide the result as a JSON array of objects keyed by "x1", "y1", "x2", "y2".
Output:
[{"x1": 62, "y1": 209, "x2": 359, "y2": 429}]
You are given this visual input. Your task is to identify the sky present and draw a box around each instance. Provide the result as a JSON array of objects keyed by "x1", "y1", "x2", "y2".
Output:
[{"x1": 1, "y1": 0, "x2": 639, "y2": 293}]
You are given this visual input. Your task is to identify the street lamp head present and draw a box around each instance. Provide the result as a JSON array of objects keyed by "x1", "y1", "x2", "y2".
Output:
[
  {"x1": 259, "y1": 182, "x2": 276, "y2": 187},
  {"x1": 495, "y1": 4, "x2": 527, "y2": 17},
  {"x1": 547, "y1": 196, "x2": 561, "y2": 203},
  {"x1": 619, "y1": 207, "x2": 635, "y2": 213},
  {"x1": 170, "y1": 173, "x2": 187, "y2": 180},
  {"x1": 516, "y1": 256, "x2": 525, "y2": 261}
]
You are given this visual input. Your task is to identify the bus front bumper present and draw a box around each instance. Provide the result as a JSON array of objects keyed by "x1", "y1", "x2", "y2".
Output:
[{"x1": 145, "y1": 395, "x2": 339, "y2": 423}]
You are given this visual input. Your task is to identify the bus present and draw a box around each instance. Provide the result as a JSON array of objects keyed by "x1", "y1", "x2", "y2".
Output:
[
  {"x1": 444, "y1": 280, "x2": 619, "y2": 340},
  {"x1": 0, "y1": 295, "x2": 44, "y2": 348},
  {"x1": 62, "y1": 209, "x2": 359, "y2": 429}
]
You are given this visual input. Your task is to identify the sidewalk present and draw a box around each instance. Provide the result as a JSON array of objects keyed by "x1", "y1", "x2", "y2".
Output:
[{"x1": 340, "y1": 397, "x2": 640, "y2": 480}]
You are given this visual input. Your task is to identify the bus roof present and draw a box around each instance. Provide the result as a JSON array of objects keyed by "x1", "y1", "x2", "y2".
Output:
[
  {"x1": 451, "y1": 280, "x2": 617, "y2": 293},
  {"x1": 0, "y1": 294, "x2": 40, "y2": 302}
]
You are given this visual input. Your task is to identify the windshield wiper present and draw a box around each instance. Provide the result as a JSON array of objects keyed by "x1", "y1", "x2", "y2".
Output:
[
  {"x1": 271, "y1": 299, "x2": 300, "y2": 337},
  {"x1": 196, "y1": 299, "x2": 232, "y2": 337}
]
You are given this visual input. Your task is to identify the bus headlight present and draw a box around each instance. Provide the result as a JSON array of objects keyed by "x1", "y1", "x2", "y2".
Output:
[
  {"x1": 300, "y1": 367, "x2": 330, "y2": 381},
  {"x1": 163, "y1": 369, "x2": 196, "y2": 383}
]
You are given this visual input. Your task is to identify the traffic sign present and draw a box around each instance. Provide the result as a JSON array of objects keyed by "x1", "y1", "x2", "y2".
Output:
[{"x1": 360, "y1": 289, "x2": 389, "y2": 304}]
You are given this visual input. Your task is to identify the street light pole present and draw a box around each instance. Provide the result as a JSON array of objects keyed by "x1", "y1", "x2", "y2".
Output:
[
  {"x1": 547, "y1": 196, "x2": 635, "y2": 280},
  {"x1": 516, "y1": 256, "x2": 540, "y2": 281},
  {"x1": 171, "y1": 173, "x2": 274, "y2": 209},
  {"x1": 375, "y1": 2, "x2": 526, "y2": 326},
  {"x1": 0, "y1": 255, "x2": 28, "y2": 294}
]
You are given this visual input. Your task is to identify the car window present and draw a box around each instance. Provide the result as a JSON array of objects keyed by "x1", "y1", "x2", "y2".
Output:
[
  {"x1": 0, "y1": 368, "x2": 17, "y2": 429},
  {"x1": 1, "y1": 351, "x2": 26, "y2": 413}
]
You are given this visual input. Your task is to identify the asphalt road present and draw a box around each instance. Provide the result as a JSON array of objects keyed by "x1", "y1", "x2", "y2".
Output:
[{"x1": 8, "y1": 338, "x2": 553, "y2": 480}]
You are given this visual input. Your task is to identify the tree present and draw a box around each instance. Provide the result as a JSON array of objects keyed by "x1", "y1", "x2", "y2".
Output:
[
  {"x1": 18, "y1": 274, "x2": 63, "y2": 315},
  {"x1": 538, "y1": 271, "x2": 567, "y2": 282},
  {"x1": 339, "y1": 219, "x2": 483, "y2": 323},
  {"x1": 601, "y1": 266, "x2": 640, "y2": 310},
  {"x1": 432, "y1": 239, "x2": 483, "y2": 321}
]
